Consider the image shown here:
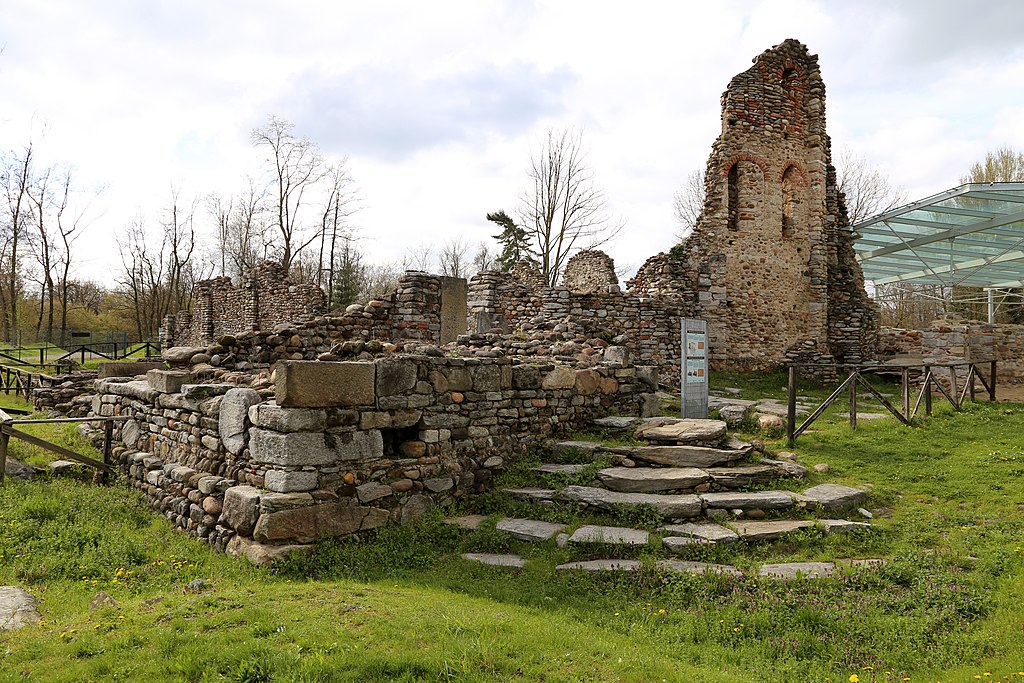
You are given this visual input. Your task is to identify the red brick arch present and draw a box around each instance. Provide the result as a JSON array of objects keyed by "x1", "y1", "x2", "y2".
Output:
[
  {"x1": 720, "y1": 152, "x2": 770, "y2": 178},
  {"x1": 779, "y1": 162, "x2": 809, "y2": 186}
]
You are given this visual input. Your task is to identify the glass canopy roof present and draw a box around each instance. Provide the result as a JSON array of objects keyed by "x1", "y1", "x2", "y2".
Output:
[{"x1": 852, "y1": 182, "x2": 1024, "y2": 289}]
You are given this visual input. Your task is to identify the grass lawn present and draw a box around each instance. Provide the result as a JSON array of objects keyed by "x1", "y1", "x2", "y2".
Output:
[{"x1": 1, "y1": 380, "x2": 1023, "y2": 682}]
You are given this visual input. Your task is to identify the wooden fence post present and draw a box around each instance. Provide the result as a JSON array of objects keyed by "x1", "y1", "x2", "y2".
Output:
[
  {"x1": 786, "y1": 365, "x2": 796, "y2": 446},
  {"x1": 924, "y1": 366, "x2": 933, "y2": 416},
  {"x1": 95, "y1": 419, "x2": 114, "y2": 485},
  {"x1": 848, "y1": 369, "x2": 858, "y2": 429},
  {"x1": 0, "y1": 429, "x2": 6, "y2": 488},
  {"x1": 990, "y1": 361, "x2": 997, "y2": 402}
]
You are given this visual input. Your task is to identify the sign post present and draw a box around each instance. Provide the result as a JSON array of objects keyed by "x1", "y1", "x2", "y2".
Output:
[{"x1": 680, "y1": 318, "x2": 708, "y2": 419}]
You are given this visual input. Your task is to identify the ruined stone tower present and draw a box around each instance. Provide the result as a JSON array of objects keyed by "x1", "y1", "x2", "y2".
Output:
[{"x1": 633, "y1": 39, "x2": 878, "y2": 372}]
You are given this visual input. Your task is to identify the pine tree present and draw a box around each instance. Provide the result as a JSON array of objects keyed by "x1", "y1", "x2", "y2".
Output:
[{"x1": 486, "y1": 210, "x2": 536, "y2": 272}]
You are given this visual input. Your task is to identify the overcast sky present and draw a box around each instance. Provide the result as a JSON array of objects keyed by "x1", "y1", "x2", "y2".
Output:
[{"x1": 3, "y1": 0, "x2": 1024, "y2": 286}]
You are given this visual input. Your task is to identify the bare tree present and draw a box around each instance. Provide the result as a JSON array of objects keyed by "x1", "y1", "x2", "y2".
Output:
[
  {"x1": 471, "y1": 242, "x2": 495, "y2": 275},
  {"x1": 438, "y1": 235, "x2": 472, "y2": 278},
  {"x1": 251, "y1": 116, "x2": 326, "y2": 272},
  {"x1": 0, "y1": 142, "x2": 33, "y2": 340},
  {"x1": 835, "y1": 146, "x2": 906, "y2": 225},
  {"x1": 518, "y1": 127, "x2": 623, "y2": 287},
  {"x1": 317, "y1": 160, "x2": 359, "y2": 293},
  {"x1": 207, "y1": 192, "x2": 234, "y2": 277},
  {"x1": 672, "y1": 168, "x2": 705, "y2": 240}
]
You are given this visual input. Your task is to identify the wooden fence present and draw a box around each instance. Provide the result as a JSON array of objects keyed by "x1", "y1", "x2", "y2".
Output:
[{"x1": 786, "y1": 359, "x2": 996, "y2": 445}]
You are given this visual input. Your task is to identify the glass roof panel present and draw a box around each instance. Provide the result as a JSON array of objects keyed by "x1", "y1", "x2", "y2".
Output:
[{"x1": 853, "y1": 183, "x2": 1024, "y2": 288}]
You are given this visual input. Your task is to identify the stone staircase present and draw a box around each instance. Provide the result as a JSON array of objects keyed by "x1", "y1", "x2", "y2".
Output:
[{"x1": 447, "y1": 416, "x2": 881, "y2": 579}]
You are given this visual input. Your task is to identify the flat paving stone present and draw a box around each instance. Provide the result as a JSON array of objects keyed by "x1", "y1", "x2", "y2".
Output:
[
  {"x1": 533, "y1": 463, "x2": 589, "y2": 475},
  {"x1": 837, "y1": 412, "x2": 890, "y2": 420},
  {"x1": 758, "y1": 562, "x2": 835, "y2": 579},
  {"x1": 444, "y1": 514, "x2": 487, "y2": 530},
  {"x1": 596, "y1": 466, "x2": 709, "y2": 493},
  {"x1": 557, "y1": 485, "x2": 702, "y2": 520},
  {"x1": 568, "y1": 525, "x2": 650, "y2": 546},
  {"x1": 0, "y1": 587, "x2": 40, "y2": 631},
  {"x1": 495, "y1": 518, "x2": 566, "y2": 542},
  {"x1": 658, "y1": 560, "x2": 743, "y2": 577},
  {"x1": 635, "y1": 419, "x2": 727, "y2": 444},
  {"x1": 705, "y1": 465, "x2": 780, "y2": 488},
  {"x1": 700, "y1": 490, "x2": 795, "y2": 510},
  {"x1": 661, "y1": 521, "x2": 739, "y2": 544},
  {"x1": 662, "y1": 536, "x2": 710, "y2": 552},
  {"x1": 502, "y1": 487, "x2": 556, "y2": 502},
  {"x1": 592, "y1": 416, "x2": 640, "y2": 431},
  {"x1": 820, "y1": 519, "x2": 871, "y2": 535},
  {"x1": 801, "y1": 484, "x2": 868, "y2": 512},
  {"x1": 630, "y1": 440, "x2": 749, "y2": 468},
  {"x1": 753, "y1": 401, "x2": 811, "y2": 417},
  {"x1": 461, "y1": 553, "x2": 526, "y2": 568},
  {"x1": 556, "y1": 559, "x2": 643, "y2": 572},
  {"x1": 732, "y1": 519, "x2": 814, "y2": 541}
]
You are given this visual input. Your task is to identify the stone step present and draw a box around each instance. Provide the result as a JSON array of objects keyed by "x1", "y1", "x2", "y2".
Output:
[
  {"x1": 701, "y1": 491, "x2": 796, "y2": 510},
  {"x1": 801, "y1": 484, "x2": 869, "y2": 512},
  {"x1": 502, "y1": 487, "x2": 556, "y2": 502},
  {"x1": 568, "y1": 524, "x2": 650, "y2": 546},
  {"x1": 732, "y1": 520, "x2": 814, "y2": 541},
  {"x1": 0, "y1": 587, "x2": 40, "y2": 631},
  {"x1": 596, "y1": 466, "x2": 709, "y2": 493},
  {"x1": 630, "y1": 438, "x2": 751, "y2": 468},
  {"x1": 634, "y1": 418, "x2": 728, "y2": 444},
  {"x1": 550, "y1": 441, "x2": 604, "y2": 460},
  {"x1": 758, "y1": 562, "x2": 835, "y2": 579},
  {"x1": 495, "y1": 518, "x2": 566, "y2": 542},
  {"x1": 556, "y1": 485, "x2": 702, "y2": 520},
  {"x1": 661, "y1": 521, "x2": 740, "y2": 544},
  {"x1": 461, "y1": 553, "x2": 526, "y2": 568},
  {"x1": 659, "y1": 560, "x2": 743, "y2": 577},
  {"x1": 592, "y1": 416, "x2": 640, "y2": 432},
  {"x1": 705, "y1": 465, "x2": 783, "y2": 488},
  {"x1": 557, "y1": 559, "x2": 643, "y2": 572},
  {"x1": 533, "y1": 463, "x2": 590, "y2": 475}
]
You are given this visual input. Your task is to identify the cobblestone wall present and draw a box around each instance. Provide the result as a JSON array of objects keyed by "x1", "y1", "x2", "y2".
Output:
[
  {"x1": 880, "y1": 317, "x2": 1024, "y2": 383},
  {"x1": 92, "y1": 354, "x2": 654, "y2": 563}
]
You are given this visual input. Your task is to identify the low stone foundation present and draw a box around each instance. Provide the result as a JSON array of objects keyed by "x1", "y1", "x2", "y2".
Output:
[{"x1": 93, "y1": 354, "x2": 657, "y2": 562}]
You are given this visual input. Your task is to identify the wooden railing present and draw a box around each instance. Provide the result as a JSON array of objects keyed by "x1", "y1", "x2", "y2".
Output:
[
  {"x1": 0, "y1": 410, "x2": 131, "y2": 487},
  {"x1": 786, "y1": 359, "x2": 996, "y2": 445}
]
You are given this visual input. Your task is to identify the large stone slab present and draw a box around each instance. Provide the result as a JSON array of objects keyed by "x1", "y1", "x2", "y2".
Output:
[
  {"x1": 596, "y1": 466, "x2": 709, "y2": 493},
  {"x1": 249, "y1": 404, "x2": 327, "y2": 433},
  {"x1": 502, "y1": 487, "x2": 556, "y2": 502},
  {"x1": 249, "y1": 428, "x2": 382, "y2": 466},
  {"x1": 705, "y1": 465, "x2": 780, "y2": 489},
  {"x1": 801, "y1": 484, "x2": 868, "y2": 513},
  {"x1": 657, "y1": 560, "x2": 743, "y2": 577},
  {"x1": 758, "y1": 562, "x2": 835, "y2": 579},
  {"x1": 820, "y1": 519, "x2": 871, "y2": 535},
  {"x1": 226, "y1": 536, "x2": 313, "y2": 567},
  {"x1": 700, "y1": 491, "x2": 795, "y2": 510},
  {"x1": 97, "y1": 361, "x2": 164, "y2": 379},
  {"x1": 496, "y1": 518, "x2": 566, "y2": 542},
  {"x1": 556, "y1": 559, "x2": 642, "y2": 572},
  {"x1": 533, "y1": 463, "x2": 589, "y2": 475},
  {"x1": 661, "y1": 521, "x2": 739, "y2": 544},
  {"x1": 592, "y1": 416, "x2": 640, "y2": 431},
  {"x1": 218, "y1": 485, "x2": 261, "y2": 536},
  {"x1": 557, "y1": 485, "x2": 702, "y2": 520},
  {"x1": 732, "y1": 520, "x2": 814, "y2": 542},
  {"x1": 253, "y1": 501, "x2": 388, "y2": 543},
  {"x1": 0, "y1": 587, "x2": 40, "y2": 630},
  {"x1": 147, "y1": 369, "x2": 190, "y2": 393},
  {"x1": 162, "y1": 346, "x2": 206, "y2": 363},
  {"x1": 662, "y1": 536, "x2": 710, "y2": 551},
  {"x1": 461, "y1": 553, "x2": 526, "y2": 568},
  {"x1": 630, "y1": 439, "x2": 750, "y2": 468},
  {"x1": 275, "y1": 360, "x2": 375, "y2": 408},
  {"x1": 634, "y1": 419, "x2": 727, "y2": 444},
  {"x1": 444, "y1": 515, "x2": 487, "y2": 530},
  {"x1": 219, "y1": 388, "x2": 262, "y2": 455},
  {"x1": 568, "y1": 525, "x2": 650, "y2": 546}
]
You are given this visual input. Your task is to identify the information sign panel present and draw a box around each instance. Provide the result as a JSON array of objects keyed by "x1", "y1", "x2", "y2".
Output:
[{"x1": 680, "y1": 319, "x2": 708, "y2": 418}]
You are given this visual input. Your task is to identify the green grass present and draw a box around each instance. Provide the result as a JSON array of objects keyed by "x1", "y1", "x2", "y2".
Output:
[{"x1": 1, "y1": 388, "x2": 1023, "y2": 681}]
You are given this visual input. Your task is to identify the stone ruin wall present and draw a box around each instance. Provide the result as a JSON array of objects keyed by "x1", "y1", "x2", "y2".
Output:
[
  {"x1": 161, "y1": 262, "x2": 329, "y2": 349},
  {"x1": 879, "y1": 318, "x2": 1024, "y2": 383},
  {"x1": 467, "y1": 254, "x2": 685, "y2": 387},
  {"x1": 632, "y1": 39, "x2": 878, "y2": 376},
  {"x1": 90, "y1": 354, "x2": 654, "y2": 561}
]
